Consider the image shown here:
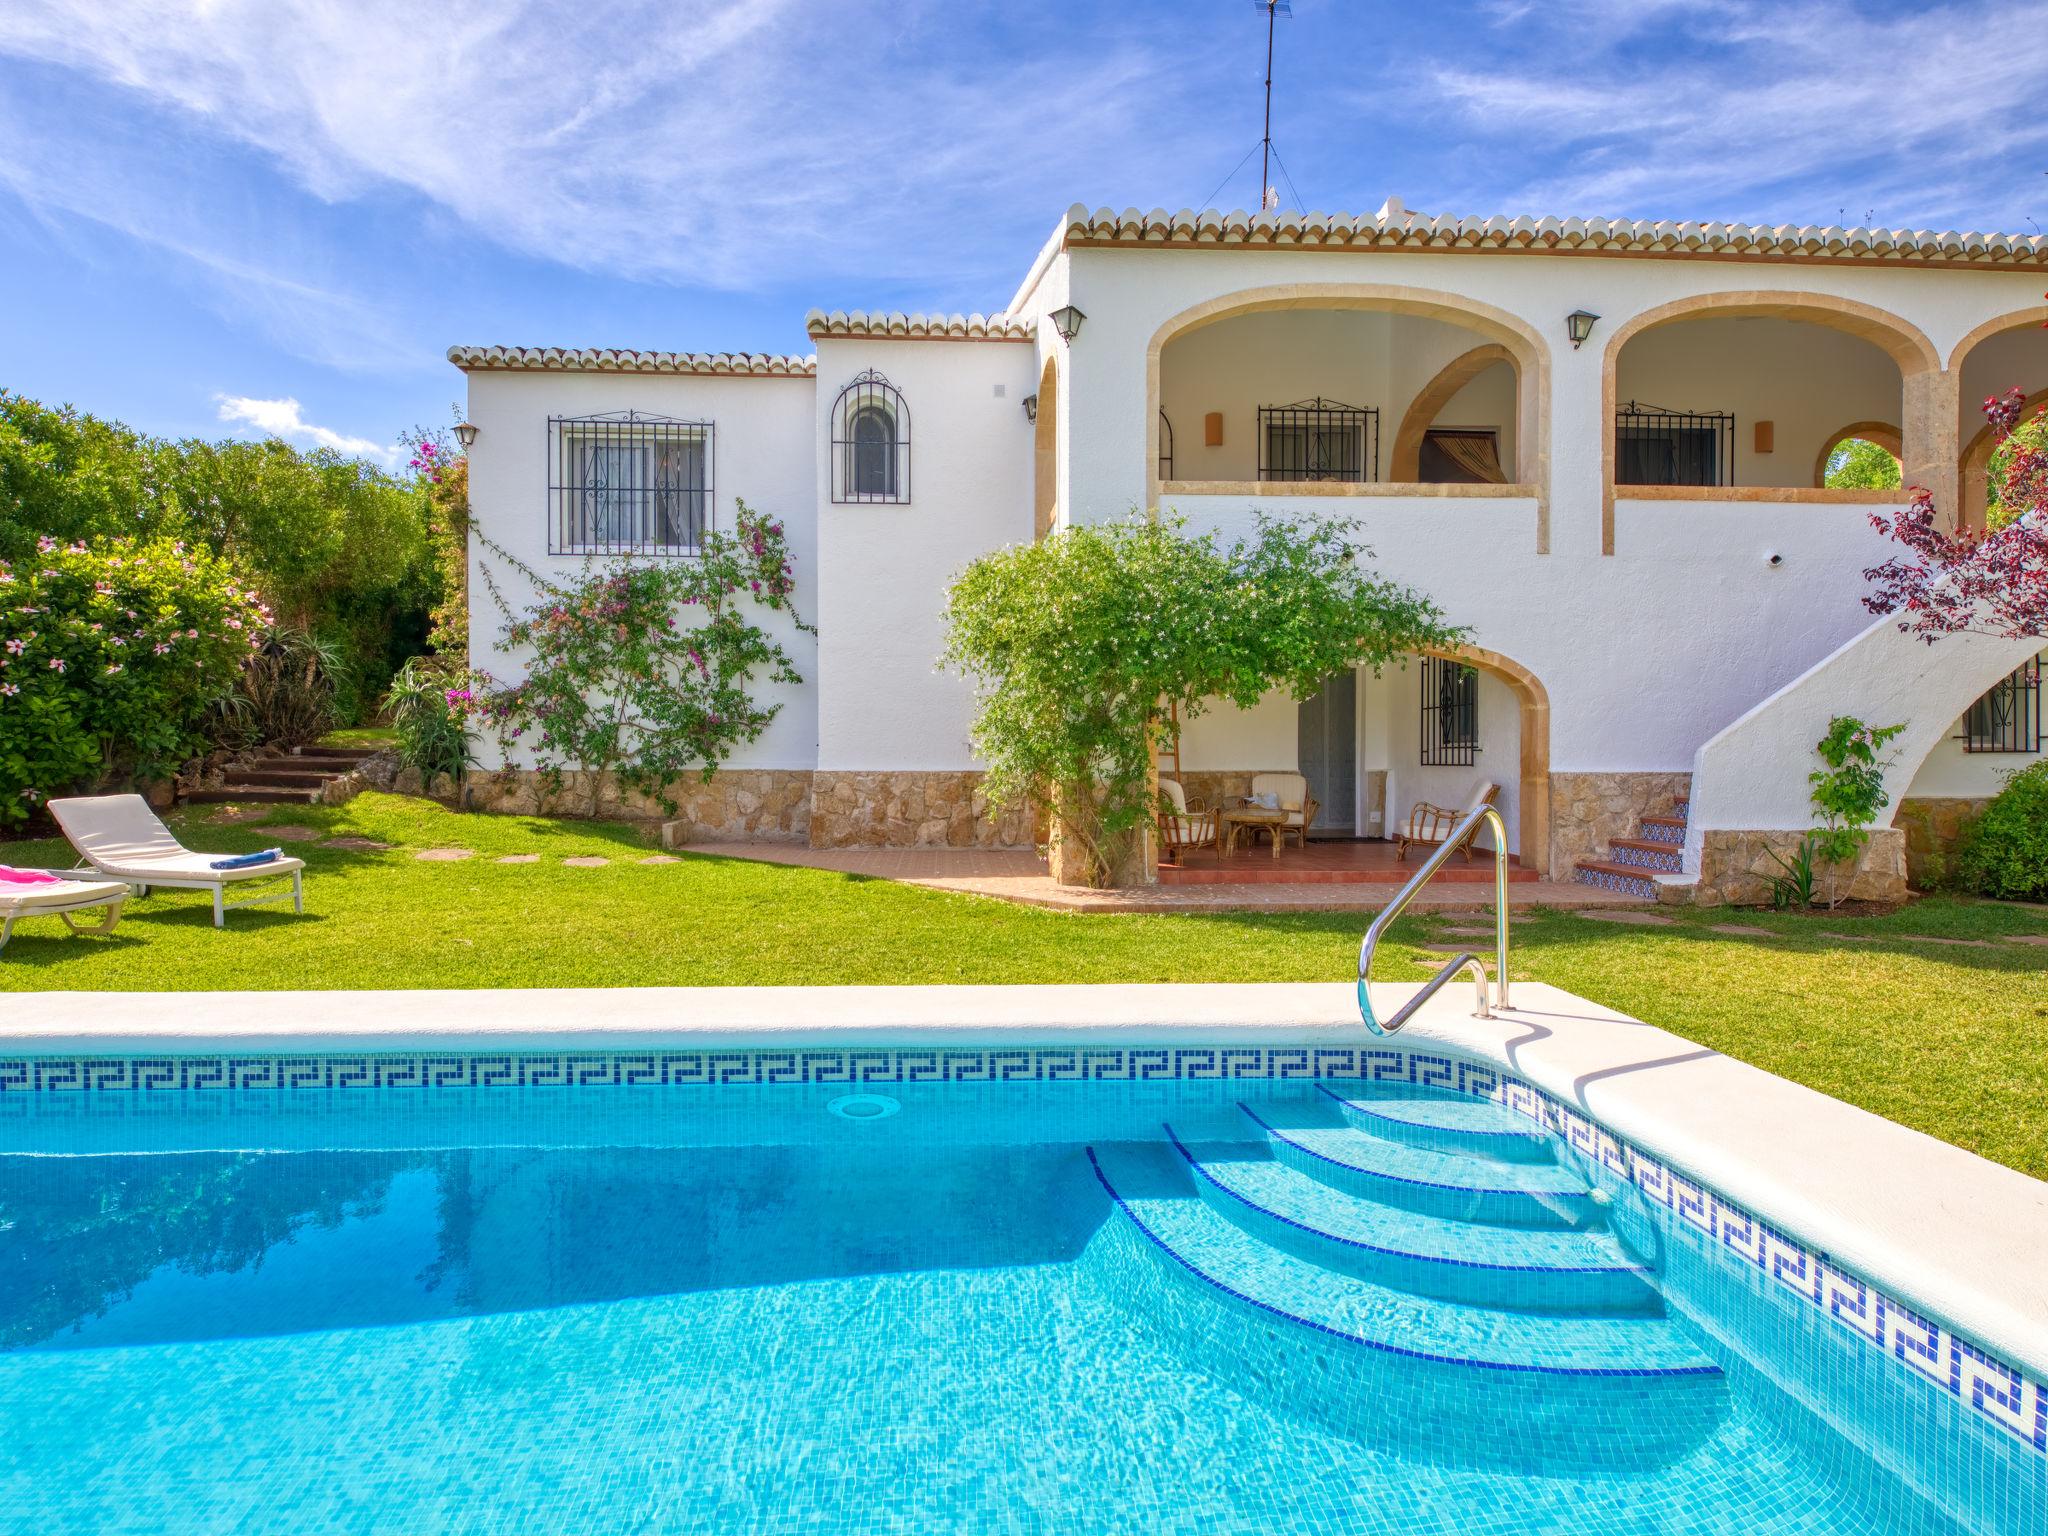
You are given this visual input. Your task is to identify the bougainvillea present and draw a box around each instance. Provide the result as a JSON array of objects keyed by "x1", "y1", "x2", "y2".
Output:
[
  {"x1": 1865, "y1": 379, "x2": 2047, "y2": 642},
  {"x1": 0, "y1": 536, "x2": 269, "y2": 825},
  {"x1": 476, "y1": 501, "x2": 808, "y2": 816}
]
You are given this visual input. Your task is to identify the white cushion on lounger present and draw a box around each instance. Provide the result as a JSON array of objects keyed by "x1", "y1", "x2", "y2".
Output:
[{"x1": 0, "y1": 876, "x2": 130, "y2": 912}]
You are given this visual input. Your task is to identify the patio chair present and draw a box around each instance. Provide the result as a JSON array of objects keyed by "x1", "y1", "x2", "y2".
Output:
[
  {"x1": 1395, "y1": 782, "x2": 1501, "y2": 862},
  {"x1": 1248, "y1": 772, "x2": 1319, "y2": 852},
  {"x1": 48, "y1": 794, "x2": 306, "y2": 929},
  {"x1": 1156, "y1": 779, "x2": 1218, "y2": 864},
  {"x1": 0, "y1": 870, "x2": 130, "y2": 953}
]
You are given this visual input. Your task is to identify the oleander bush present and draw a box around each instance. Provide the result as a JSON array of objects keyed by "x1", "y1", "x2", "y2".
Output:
[
  {"x1": 1956, "y1": 761, "x2": 2048, "y2": 901},
  {"x1": 0, "y1": 536, "x2": 268, "y2": 825}
]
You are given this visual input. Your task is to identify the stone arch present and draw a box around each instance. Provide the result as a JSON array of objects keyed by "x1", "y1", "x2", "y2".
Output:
[
  {"x1": 1601, "y1": 290, "x2": 1941, "y2": 554},
  {"x1": 1420, "y1": 641, "x2": 1552, "y2": 877},
  {"x1": 1033, "y1": 353, "x2": 1060, "y2": 540},
  {"x1": 1959, "y1": 385, "x2": 2048, "y2": 532},
  {"x1": 1145, "y1": 282, "x2": 1552, "y2": 550},
  {"x1": 1811, "y1": 420, "x2": 1903, "y2": 488},
  {"x1": 1946, "y1": 304, "x2": 2048, "y2": 372},
  {"x1": 1390, "y1": 343, "x2": 1517, "y2": 481}
]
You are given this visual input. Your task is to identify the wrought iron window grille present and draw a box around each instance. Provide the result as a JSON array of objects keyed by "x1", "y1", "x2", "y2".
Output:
[
  {"x1": 1258, "y1": 398, "x2": 1379, "y2": 483},
  {"x1": 1963, "y1": 655, "x2": 2043, "y2": 753},
  {"x1": 1158, "y1": 410, "x2": 1174, "y2": 481},
  {"x1": 1614, "y1": 401, "x2": 1734, "y2": 487},
  {"x1": 1419, "y1": 656, "x2": 1480, "y2": 767},
  {"x1": 548, "y1": 411, "x2": 712, "y2": 557},
  {"x1": 830, "y1": 370, "x2": 911, "y2": 504}
]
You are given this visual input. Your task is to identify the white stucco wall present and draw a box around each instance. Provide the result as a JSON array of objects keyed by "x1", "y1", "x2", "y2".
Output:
[
  {"x1": 461, "y1": 368, "x2": 820, "y2": 771},
  {"x1": 812, "y1": 338, "x2": 1038, "y2": 770},
  {"x1": 1903, "y1": 651, "x2": 2047, "y2": 798}
]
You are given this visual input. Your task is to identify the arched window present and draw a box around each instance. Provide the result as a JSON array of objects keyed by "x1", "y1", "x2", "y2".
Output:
[{"x1": 831, "y1": 371, "x2": 910, "y2": 504}]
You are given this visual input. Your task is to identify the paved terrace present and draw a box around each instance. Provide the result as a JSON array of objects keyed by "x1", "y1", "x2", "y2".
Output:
[{"x1": 679, "y1": 842, "x2": 1644, "y2": 912}]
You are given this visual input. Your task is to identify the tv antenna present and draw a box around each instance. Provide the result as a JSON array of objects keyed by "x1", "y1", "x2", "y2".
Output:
[{"x1": 1256, "y1": 1, "x2": 1292, "y2": 212}]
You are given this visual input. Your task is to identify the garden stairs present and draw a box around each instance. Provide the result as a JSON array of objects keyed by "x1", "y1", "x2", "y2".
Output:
[
  {"x1": 1573, "y1": 797, "x2": 1690, "y2": 901},
  {"x1": 1086, "y1": 1081, "x2": 1724, "y2": 1468},
  {"x1": 184, "y1": 745, "x2": 379, "y2": 807}
]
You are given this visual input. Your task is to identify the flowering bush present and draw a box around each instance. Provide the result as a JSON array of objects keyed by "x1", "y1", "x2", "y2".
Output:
[
  {"x1": 479, "y1": 501, "x2": 808, "y2": 815},
  {"x1": 384, "y1": 655, "x2": 491, "y2": 790},
  {"x1": 404, "y1": 430, "x2": 470, "y2": 657},
  {"x1": 0, "y1": 537, "x2": 268, "y2": 825}
]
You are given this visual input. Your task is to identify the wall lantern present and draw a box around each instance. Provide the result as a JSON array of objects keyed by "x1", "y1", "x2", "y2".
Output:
[
  {"x1": 1048, "y1": 305, "x2": 1087, "y2": 343},
  {"x1": 452, "y1": 421, "x2": 479, "y2": 449},
  {"x1": 1022, "y1": 394, "x2": 1039, "y2": 424},
  {"x1": 1565, "y1": 310, "x2": 1600, "y2": 350}
]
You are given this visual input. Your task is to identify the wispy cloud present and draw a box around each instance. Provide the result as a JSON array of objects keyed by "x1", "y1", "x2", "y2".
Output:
[
  {"x1": 1416, "y1": 0, "x2": 2048, "y2": 231},
  {"x1": 216, "y1": 394, "x2": 396, "y2": 461}
]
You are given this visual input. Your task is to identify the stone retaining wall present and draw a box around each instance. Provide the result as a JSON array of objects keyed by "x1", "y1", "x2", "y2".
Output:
[
  {"x1": 466, "y1": 768, "x2": 813, "y2": 843},
  {"x1": 808, "y1": 770, "x2": 1033, "y2": 849},
  {"x1": 1689, "y1": 828, "x2": 1908, "y2": 907},
  {"x1": 1894, "y1": 796, "x2": 1990, "y2": 890}
]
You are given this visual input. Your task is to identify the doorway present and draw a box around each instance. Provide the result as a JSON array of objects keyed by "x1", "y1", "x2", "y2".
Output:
[{"x1": 1298, "y1": 672, "x2": 1356, "y2": 837}]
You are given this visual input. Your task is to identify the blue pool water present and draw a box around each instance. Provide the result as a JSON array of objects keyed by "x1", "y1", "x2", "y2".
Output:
[{"x1": 0, "y1": 1077, "x2": 2037, "y2": 1534}]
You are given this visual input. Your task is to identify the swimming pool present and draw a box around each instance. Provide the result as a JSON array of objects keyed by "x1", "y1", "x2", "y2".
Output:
[{"x1": 0, "y1": 1045, "x2": 2039, "y2": 1535}]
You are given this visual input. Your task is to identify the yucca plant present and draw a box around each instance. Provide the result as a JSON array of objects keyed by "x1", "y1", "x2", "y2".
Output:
[
  {"x1": 384, "y1": 656, "x2": 478, "y2": 789},
  {"x1": 232, "y1": 626, "x2": 345, "y2": 749}
]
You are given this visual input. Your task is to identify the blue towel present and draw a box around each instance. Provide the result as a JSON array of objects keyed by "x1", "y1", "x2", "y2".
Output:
[{"x1": 210, "y1": 848, "x2": 281, "y2": 871}]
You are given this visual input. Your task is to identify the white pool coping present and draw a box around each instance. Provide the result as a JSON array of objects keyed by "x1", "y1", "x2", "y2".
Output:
[{"x1": 5, "y1": 979, "x2": 2045, "y2": 1383}]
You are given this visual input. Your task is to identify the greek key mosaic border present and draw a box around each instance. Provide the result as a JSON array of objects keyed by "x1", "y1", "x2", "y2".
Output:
[
  {"x1": 1486, "y1": 1073, "x2": 2047, "y2": 1459},
  {"x1": 0, "y1": 1040, "x2": 2037, "y2": 1456}
]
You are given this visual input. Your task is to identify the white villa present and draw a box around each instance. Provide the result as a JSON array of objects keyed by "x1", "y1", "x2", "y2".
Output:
[{"x1": 453, "y1": 201, "x2": 2048, "y2": 900}]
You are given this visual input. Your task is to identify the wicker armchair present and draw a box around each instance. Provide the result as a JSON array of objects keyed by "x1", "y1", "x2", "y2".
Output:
[
  {"x1": 1248, "y1": 772, "x2": 1319, "y2": 851},
  {"x1": 1156, "y1": 779, "x2": 1218, "y2": 864},
  {"x1": 1395, "y1": 782, "x2": 1500, "y2": 861}
]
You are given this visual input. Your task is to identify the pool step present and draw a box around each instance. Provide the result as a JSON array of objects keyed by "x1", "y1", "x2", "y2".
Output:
[
  {"x1": 1087, "y1": 1142, "x2": 1723, "y2": 1464},
  {"x1": 1319, "y1": 1081, "x2": 1555, "y2": 1163},
  {"x1": 1240, "y1": 1101, "x2": 1603, "y2": 1229},
  {"x1": 1168, "y1": 1127, "x2": 1660, "y2": 1315}
]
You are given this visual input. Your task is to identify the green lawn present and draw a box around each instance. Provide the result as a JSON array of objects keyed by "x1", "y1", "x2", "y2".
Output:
[{"x1": 4, "y1": 793, "x2": 2044, "y2": 1177}]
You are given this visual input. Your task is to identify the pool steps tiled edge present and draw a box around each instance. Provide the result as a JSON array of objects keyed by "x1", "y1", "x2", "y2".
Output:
[{"x1": 1, "y1": 1040, "x2": 2040, "y2": 1460}]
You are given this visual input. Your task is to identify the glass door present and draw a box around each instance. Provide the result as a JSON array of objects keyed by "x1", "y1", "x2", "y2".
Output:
[{"x1": 1297, "y1": 672, "x2": 1356, "y2": 837}]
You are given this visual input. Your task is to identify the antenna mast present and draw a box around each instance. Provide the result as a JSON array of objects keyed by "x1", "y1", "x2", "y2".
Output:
[{"x1": 1255, "y1": 2, "x2": 1292, "y2": 211}]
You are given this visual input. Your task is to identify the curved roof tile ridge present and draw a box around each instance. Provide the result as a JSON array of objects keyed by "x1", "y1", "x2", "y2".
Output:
[
  {"x1": 446, "y1": 345, "x2": 816, "y2": 376},
  {"x1": 1057, "y1": 204, "x2": 2047, "y2": 265},
  {"x1": 800, "y1": 308, "x2": 1036, "y2": 341}
]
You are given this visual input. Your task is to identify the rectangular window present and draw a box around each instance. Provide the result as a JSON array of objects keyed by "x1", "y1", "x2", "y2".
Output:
[
  {"x1": 1419, "y1": 656, "x2": 1480, "y2": 767},
  {"x1": 1258, "y1": 399, "x2": 1378, "y2": 482},
  {"x1": 549, "y1": 413, "x2": 712, "y2": 556},
  {"x1": 1964, "y1": 655, "x2": 2044, "y2": 753},
  {"x1": 1615, "y1": 403, "x2": 1734, "y2": 487}
]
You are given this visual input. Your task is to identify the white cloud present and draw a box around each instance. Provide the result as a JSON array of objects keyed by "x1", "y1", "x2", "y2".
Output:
[
  {"x1": 1419, "y1": 0, "x2": 2048, "y2": 230},
  {"x1": 216, "y1": 394, "x2": 395, "y2": 461},
  {"x1": 0, "y1": 0, "x2": 1202, "y2": 293}
]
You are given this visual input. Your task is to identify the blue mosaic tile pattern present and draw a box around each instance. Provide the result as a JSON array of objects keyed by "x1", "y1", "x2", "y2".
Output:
[
  {"x1": 1611, "y1": 843, "x2": 1684, "y2": 872},
  {"x1": 1574, "y1": 865, "x2": 1661, "y2": 899}
]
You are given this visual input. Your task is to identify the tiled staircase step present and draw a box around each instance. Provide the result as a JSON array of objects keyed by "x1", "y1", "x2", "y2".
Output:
[
  {"x1": 1607, "y1": 838, "x2": 1686, "y2": 872},
  {"x1": 1318, "y1": 1082, "x2": 1557, "y2": 1163},
  {"x1": 1574, "y1": 863, "x2": 1662, "y2": 900},
  {"x1": 1638, "y1": 816, "x2": 1687, "y2": 845}
]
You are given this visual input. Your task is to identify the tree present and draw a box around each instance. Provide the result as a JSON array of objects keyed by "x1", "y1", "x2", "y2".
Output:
[
  {"x1": 1806, "y1": 715, "x2": 1905, "y2": 910},
  {"x1": 944, "y1": 513, "x2": 1460, "y2": 887},
  {"x1": 1865, "y1": 385, "x2": 2047, "y2": 642},
  {"x1": 1822, "y1": 437, "x2": 1901, "y2": 490}
]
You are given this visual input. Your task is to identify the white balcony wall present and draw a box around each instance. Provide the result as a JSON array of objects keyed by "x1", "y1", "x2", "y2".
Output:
[
  {"x1": 812, "y1": 339, "x2": 1039, "y2": 770},
  {"x1": 462, "y1": 369, "x2": 820, "y2": 771}
]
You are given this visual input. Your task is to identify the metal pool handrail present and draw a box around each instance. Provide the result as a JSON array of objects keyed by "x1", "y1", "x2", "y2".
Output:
[{"x1": 1357, "y1": 802, "x2": 1511, "y2": 1035}]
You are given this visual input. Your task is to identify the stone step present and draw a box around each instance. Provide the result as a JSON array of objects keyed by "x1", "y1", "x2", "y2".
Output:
[
  {"x1": 183, "y1": 787, "x2": 323, "y2": 805},
  {"x1": 295, "y1": 745, "x2": 381, "y2": 762},
  {"x1": 222, "y1": 767, "x2": 340, "y2": 788}
]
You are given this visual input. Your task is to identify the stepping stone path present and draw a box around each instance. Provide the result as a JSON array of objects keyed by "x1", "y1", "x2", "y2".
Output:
[
  {"x1": 321, "y1": 837, "x2": 391, "y2": 851},
  {"x1": 267, "y1": 826, "x2": 322, "y2": 842},
  {"x1": 495, "y1": 854, "x2": 541, "y2": 864},
  {"x1": 2005, "y1": 934, "x2": 2048, "y2": 946},
  {"x1": 1581, "y1": 910, "x2": 1675, "y2": 926},
  {"x1": 415, "y1": 848, "x2": 474, "y2": 862},
  {"x1": 1706, "y1": 924, "x2": 1777, "y2": 938},
  {"x1": 1819, "y1": 933, "x2": 1880, "y2": 943},
  {"x1": 562, "y1": 856, "x2": 610, "y2": 868},
  {"x1": 1438, "y1": 925, "x2": 1497, "y2": 938},
  {"x1": 639, "y1": 856, "x2": 680, "y2": 865},
  {"x1": 1898, "y1": 935, "x2": 1998, "y2": 948}
]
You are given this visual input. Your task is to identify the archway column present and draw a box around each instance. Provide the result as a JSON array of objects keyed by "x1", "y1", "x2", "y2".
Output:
[{"x1": 1902, "y1": 367, "x2": 1961, "y2": 530}]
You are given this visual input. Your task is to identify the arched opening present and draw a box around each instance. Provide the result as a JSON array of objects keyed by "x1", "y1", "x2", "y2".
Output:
[
  {"x1": 1421, "y1": 644, "x2": 1551, "y2": 876},
  {"x1": 1952, "y1": 306, "x2": 2048, "y2": 531},
  {"x1": 829, "y1": 370, "x2": 910, "y2": 505},
  {"x1": 1033, "y1": 354, "x2": 1059, "y2": 540},
  {"x1": 1813, "y1": 421, "x2": 1903, "y2": 489},
  {"x1": 1601, "y1": 292, "x2": 1938, "y2": 553},
  {"x1": 1146, "y1": 283, "x2": 1550, "y2": 547}
]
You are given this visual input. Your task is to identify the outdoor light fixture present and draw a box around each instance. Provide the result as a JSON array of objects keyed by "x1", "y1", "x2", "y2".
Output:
[
  {"x1": 453, "y1": 420, "x2": 479, "y2": 448},
  {"x1": 1022, "y1": 394, "x2": 1039, "y2": 424},
  {"x1": 1048, "y1": 305, "x2": 1086, "y2": 343},
  {"x1": 1565, "y1": 310, "x2": 1600, "y2": 350}
]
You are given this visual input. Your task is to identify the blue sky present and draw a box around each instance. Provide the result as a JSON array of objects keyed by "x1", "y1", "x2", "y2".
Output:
[{"x1": 2, "y1": 0, "x2": 2043, "y2": 464}]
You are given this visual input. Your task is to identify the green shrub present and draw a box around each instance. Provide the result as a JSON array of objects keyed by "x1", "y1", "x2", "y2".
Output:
[
  {"x1": 385, "y1": 657, "x2": 481, "y2": 787},
  {"x1": 224, "y1": 626, "x2": 345, "y2": 750},
  {"x1": 0, "y1": 536, "x2": 268, "y2": 824},
  {"x1": 1956, "y1": 762, "x2": 2048, "y2": 901}
]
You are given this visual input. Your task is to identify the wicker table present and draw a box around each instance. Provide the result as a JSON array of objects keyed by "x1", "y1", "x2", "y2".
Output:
[{"x1": 1218, "y1": 805, "x2": 1290, "y2": 859}]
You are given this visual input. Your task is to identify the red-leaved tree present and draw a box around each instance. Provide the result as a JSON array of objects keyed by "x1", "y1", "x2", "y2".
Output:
[{"x1": 1865, "y1": 371, "x2": 2047, "y2": 643}]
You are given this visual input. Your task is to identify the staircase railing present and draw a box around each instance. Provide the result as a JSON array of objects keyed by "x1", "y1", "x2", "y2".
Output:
[{"x1": 1357, "y1": 803, "x2": 1511, "y2": 1035}]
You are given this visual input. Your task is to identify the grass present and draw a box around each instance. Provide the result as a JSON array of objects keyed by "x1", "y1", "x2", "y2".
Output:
[
  {"x1": 317, "y1": 727, "x2": 396, "y2": 749},
  {"x1": 3, "y1": 793, "x2": 2044, "y2": 1176}
]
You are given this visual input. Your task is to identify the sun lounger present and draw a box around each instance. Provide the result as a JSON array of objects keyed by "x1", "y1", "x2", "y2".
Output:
[
  {"x1": 0, "y1": 870, "x2": 130, "y2": 952},
  {"x1": 47, "y1": 794, "x2": 306, "y2": 928}
]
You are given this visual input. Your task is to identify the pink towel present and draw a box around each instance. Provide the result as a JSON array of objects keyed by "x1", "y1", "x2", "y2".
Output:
[{"x1": 0, "y1": 866, "x2": 63, "y2": 886}]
